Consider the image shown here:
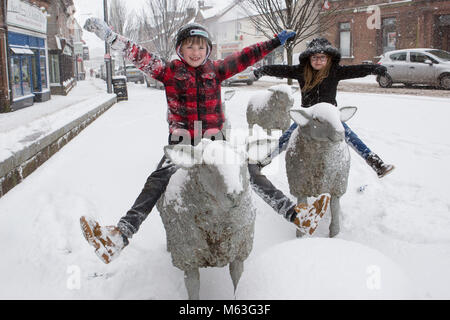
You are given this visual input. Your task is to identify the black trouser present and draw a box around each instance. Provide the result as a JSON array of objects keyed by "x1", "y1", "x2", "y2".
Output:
[{"x1": 117, "y1": 157, "x2": 296, "y2": 240}]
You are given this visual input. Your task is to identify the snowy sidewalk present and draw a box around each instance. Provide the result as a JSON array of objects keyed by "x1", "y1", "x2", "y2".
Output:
[{"x1": 0, "y1": 78, "x2": 116, "y2": 197}]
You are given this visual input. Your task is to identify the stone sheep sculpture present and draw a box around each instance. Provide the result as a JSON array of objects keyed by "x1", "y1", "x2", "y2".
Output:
[
  {"x1": 285, "y1": 103, "x2": 357, "y2": 238},
  {"x1": 156, "y1": 139, "x2": 256, "y2": 300},
  {"x1": 247, "y1": 84, "x2": 293, "y2": 133}
]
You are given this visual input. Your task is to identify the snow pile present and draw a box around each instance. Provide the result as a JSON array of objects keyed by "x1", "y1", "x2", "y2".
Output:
[
  {"x1": 202, "y1": 140, "x2": 246, "y2": 194},
  {"x1": 247, "y1": 84, "x2": 293, "y2": 131},
  {"x1": 237, "y1": 238, "x2": 418, "y2": 299}
]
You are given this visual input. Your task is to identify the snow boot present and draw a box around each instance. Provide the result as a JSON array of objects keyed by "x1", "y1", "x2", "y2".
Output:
[
  {"x1": 366, "y1": 153, "x2": 395, "y2": 178},
  {"x1": 292, "y1": 193, "x2": 330, "y2": 235},
  {"x1": 80, "y1": 216, "x2": 128, "y2": 264}
]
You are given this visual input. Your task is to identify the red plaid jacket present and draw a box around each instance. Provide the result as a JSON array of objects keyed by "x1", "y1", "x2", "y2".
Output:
[{"x1": 123, "y1": 38, "x2": 281, "y2": 142}]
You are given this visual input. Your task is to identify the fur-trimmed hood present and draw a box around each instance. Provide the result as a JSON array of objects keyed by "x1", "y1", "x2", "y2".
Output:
[{"x1": 299, "y1": 37, "x2": 341, "y2": 65}]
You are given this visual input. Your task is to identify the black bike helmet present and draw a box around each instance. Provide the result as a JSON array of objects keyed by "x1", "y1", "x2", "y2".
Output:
[
  {"x1": 175, "y1": 23, "x2": 212, "y2": 49},
  {"x1": 175, "y1": 23, "x2": 212, "y2": 64}
]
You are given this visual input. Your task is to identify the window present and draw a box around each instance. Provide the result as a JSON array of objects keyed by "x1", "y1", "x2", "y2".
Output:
[
  {"x1": 11, "y1": 56, "x2": 22, "y2": 97},
  {"x1": 21, "y1": 57, "x2": 31, "y2": 95},
  {"x1": 426, "y1": 49, "x2": 450, "y2": 61},
  {"x1": 410, "y1": 52, "x2": 432, "y2": 63},
  {"x1": 339, "y1": 22, "x2": 351, "y2": 57},
  {"x1": 40, "y1": 50, "x2": 47, "y2": 89},
  {"x1": 389, "y1": 52, "x2": 406, "y2": 61},
  {"x1": 382, "y1": 18, "x2": 396, "y2": 53},
  {"x1": 10, "y1": 55, "x2": 32, "y2": 98},
  {"x1": 49, "y1": 54, "x2": 60, "y2": 84}
]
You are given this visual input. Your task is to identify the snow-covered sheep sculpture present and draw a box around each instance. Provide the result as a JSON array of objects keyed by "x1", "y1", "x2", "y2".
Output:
[
  {"x1": 156, "y1": 139, "x2": 255, "y2": 300},
  {"x1": 285, "y1": 103, "x2": 357, "y2": 238},
  {"x1": 246, "y1": 84, "x2": 293, "y2": 132}
]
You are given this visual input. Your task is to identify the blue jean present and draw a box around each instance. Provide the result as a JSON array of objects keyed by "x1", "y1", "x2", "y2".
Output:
[{"x1": 276, "y1": 122, "x2": 372, "y2": 160}]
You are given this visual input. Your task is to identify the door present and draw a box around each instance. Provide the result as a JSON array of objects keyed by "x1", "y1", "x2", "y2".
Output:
[
  {"x1": 385, "y1": 51, "x2": 409, "y2": 81},
  {"x1": 408, "y1": 52, "x2": 437, "y2": 84}
]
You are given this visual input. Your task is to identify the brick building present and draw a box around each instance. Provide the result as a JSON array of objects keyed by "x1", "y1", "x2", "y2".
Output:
[
  {"x1": 7, "y1": 0, "x2": 50, "y2": 110},
  {"x1": 45, "y1": 0, "x2": 77, "y2": 95},
  {"x1": 0, "y1": 0, "x2": 10, "y2": 113},
  {"x1": 322, "y1": 0, "x2": 450, "y2": 64}
]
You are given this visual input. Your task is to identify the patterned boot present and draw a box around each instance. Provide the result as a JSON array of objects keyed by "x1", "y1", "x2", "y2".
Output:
[
  {"x1": 366, "y1": 152, "x2": 395, "y2": 178},
  {"x1": 80, "y1": 216, "x2": 129, "y2": 264},
  {"x1": 292, "y1": 193, "x2": 331, "y2": 235}
]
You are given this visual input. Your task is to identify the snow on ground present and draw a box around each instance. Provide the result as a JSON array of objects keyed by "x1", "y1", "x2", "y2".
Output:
[{"x1": 0, "y1": 81, "x2": 449, "y2": 299}]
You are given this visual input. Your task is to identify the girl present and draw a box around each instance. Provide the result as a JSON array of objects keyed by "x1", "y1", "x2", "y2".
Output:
[{"x1": 255, "y1": 37, "x2": 395, "y2": 178}]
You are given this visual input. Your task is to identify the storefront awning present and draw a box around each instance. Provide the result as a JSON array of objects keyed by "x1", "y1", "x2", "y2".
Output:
[{"x1": 11, "y1": 47, "x2": 34, "y2": 55}]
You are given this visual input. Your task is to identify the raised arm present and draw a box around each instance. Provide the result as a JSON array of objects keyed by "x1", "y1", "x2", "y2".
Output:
[
  {"x1": 214, "y1": 30, "x2": 296, "y2": 82},
  {"x1": 254, "y1": 64, "x2": 301, "y2": 80},
  {"x1": 336, "y1": 64, "x2": 387, "y2": 81},
  {"x1": 83, "y1": 17, "x2": 167, "y2": 81}
]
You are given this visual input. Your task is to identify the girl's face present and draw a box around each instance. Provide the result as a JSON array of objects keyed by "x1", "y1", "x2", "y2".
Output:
[
  {"x1": 180, "y1": 40, "x2": 208, "y2": 68},
  {"x1": 309, "y1": 54, "x2": 329, "y2": 71}
]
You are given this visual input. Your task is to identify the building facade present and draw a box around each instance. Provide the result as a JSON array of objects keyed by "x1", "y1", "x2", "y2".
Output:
[
  {"x1": 46, "y1": 0, "x2": 77, "y2": 95},
  {"x1": 7, "y1": 0, "x2": 50, "y2": 110},
  {"x1": 323, "y1": 0, "x2": 450, "y2": 64},
  {"x1": 0, "y1": 0, "x2": 10, "y2": 112}
]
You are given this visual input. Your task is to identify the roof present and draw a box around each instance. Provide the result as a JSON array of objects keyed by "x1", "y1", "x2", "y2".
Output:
[{"x1": 198, "y1": 0, "x2": 236, "y2": 21}]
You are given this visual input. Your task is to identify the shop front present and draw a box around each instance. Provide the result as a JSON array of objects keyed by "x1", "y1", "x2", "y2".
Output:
[{"x1": 7, "y1": 0, "x2": 50, "y2": 111}]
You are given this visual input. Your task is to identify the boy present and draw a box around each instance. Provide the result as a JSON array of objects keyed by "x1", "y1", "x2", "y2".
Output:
[{"x1": 80, "y1": 18, "x2": 330, "y2": 264}]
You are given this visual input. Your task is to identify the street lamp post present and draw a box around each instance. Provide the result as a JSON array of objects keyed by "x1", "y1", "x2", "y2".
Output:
[{"x1": 103, "y1": 0, "x2": 113, "y2": 93}]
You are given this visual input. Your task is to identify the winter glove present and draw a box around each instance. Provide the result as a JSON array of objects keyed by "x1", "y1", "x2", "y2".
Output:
[
  {"x1": 84, "y1": 17, "x2": 117, "y2": 45},
  {"x1": 373, "y1": 65, "x2": 388, "y2": 77},
  {"x1": 277, "y1": 29, "x2": 296, "y2": 45},
  {"x1": 83, "y1": 17, "x2": 128, "y2": 51}
]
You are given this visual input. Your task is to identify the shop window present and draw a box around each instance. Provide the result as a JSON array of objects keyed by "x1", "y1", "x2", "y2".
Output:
[
  {"x1": 21, "y1": 57, "x2": 31, "y2": 95},
  {"x1": 40, "y1": 50, "x2": 48, "y2": 89},
  {"x1": 382, "y1": 17, "x2": 396, "y2": 53},
  {"x1": 31, "y1": 51, "x2": 40, "y2": 92},
  {"x1": 50, "y1": 54, "x2": 60, "y2": 84},
  {"x1": 10, "y1": 55, "x2": 32, "y2": 98},
  {"x1": 339, "y1": 22, "x2": 351, "y2": 57},
  {"x1": 11, "y1": 56, "x2": 22, "y2": 97}
]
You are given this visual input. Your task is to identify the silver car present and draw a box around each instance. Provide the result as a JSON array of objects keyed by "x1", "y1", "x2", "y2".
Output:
[
  {"x1": 222, "y1": 66, "x2": 258, "y2": 86},
  {"x1": 377, "y1": 48, "x2": 450, "y2": 89},
  {"x1": 117, "y1": 64, "x2": 145, "y2": 84}
]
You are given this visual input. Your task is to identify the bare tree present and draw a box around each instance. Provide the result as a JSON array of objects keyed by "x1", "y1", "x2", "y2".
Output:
[
  {"x1": 138, "y1": 0, "x2": 196, "y2": 61},
  {"x1": 239, "y1": 0, "x2": 342, "y2": 84},
  {"x1": 108, "y1": 0, "x2": 128, "y2": 75}
]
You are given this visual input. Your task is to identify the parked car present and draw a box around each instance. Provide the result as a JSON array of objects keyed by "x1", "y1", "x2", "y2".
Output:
[
  {"x1": 222, "y1": 66, "x2": 258, "y2": 86},
  {"x1": 117, "y1": 64, "x2": 145, "y2": 84},
  {"x1": 376, "y1": 48, "x2": 450, "y2": 89},
  {"x1": 144, "y1": 74, "x2": 164, "y2": 90}
]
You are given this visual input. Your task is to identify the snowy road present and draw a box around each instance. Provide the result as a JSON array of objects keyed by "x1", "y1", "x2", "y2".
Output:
[{"x1": 0, "y1": 82, "x2": 449, "y2": 299}]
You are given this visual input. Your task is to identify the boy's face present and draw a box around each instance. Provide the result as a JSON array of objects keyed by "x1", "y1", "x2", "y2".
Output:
[{"x1": 180, "y1": 39, "x2": 208, "y2": 68}]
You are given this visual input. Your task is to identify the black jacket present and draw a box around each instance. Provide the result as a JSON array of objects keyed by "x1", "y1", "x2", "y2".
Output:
[{"x1": 257, "y1": 62, "x2": 379, "y2": 107}]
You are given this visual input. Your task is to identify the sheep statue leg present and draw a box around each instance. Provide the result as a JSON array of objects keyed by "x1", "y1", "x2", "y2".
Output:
[
  {"x1": 329, "y1": 196, "x2": 341, "y2": 238},
  {"x1": 184, "y1": 268, "x2": 200, "y2": 300},
  {"x1": 296, "y1": 195, "x2": 308, "y2": 238},
  {"x1": 229, "y1": 259, "x2": 244, "y2": 294}
]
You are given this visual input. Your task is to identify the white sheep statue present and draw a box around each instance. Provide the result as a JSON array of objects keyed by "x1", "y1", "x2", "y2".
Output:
[
  {"x1": 247, "y1": 84, "x2": 293, "y2": 132},
  {"x1": 285, "y1": 103, "x2": 357, "y2": 238},
  {"x1": 156, "y1": 139, "x2": 255, "y2": 300}
]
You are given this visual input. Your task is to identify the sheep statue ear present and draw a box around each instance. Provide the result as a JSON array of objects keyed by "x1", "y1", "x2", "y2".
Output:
[
  {"x1": 289, "y1": 108, "x2": 311, "y2": 126},
  {"x1": 164, "y1": 144, "x2": 203, "y2": 169},
  {"x1": 339, "y1": 106, "x2": 357, "y2": 122}
]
